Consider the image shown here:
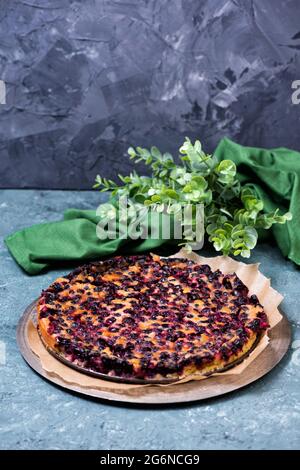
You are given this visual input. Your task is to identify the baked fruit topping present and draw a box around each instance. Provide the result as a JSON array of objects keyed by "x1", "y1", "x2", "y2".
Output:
[{"x1": 37, "y1": 254, "x2": 269, "y2": 382}]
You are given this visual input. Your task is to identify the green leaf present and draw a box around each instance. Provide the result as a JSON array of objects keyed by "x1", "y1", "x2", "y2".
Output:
[
  {"x1": 243, "y1": 227, "x2": 258, "y2": 249},
  {"x1": 191, "y1": 175, "x2": 207, "y2": 190},
  {"x1": 148, "y1": 188, "x2": 156, "y2": 196},
  {"x1": 151, "y1": 194, "x2": 161, "y2": 203},
  {"x1": 194, "y1": 140, "x2": 202, "y2": 153},
  {"x1": 285, "y1": 212, "x2": 293, "y2": 221},
  {"x1": 151, "y1": 146, "x2": 162, "y2": 159},
  {"x1": 241, "y1": 249, "x2": 251, "y2": 258},
  {"x1": 134, "y1": 193, "x2": 146, "y2": 204},
  {"x1": 128, "y1": 147, "x2": 136, "y2": 157},
  {"x1": 182, "y1": 184, "x2": 192, "y2": 193},
  {"x1": 163, "y1": 152, "x2": 174, "y2": 161},
  {"x1": 165, "y1": 189, "x2": 179, "y2": 199},
  {"x1": 215, "y1": 160, "x2": 236, "y2": 184},
  {"x1": 220, "y1": 207, "x2": 233, "y2": 218}
]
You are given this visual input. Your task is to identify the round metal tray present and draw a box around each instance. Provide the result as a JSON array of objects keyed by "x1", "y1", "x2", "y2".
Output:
[{"x1": 17, "y1": 300, "x2": 291, "y2": 404}]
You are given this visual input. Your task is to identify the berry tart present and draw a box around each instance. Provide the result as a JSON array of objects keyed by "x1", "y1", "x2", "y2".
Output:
[{"x1": 37, "y1": 254, "x2": 269, "y2": 383}]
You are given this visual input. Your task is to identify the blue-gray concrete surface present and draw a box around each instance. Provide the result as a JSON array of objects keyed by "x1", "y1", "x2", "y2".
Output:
[{"x1": 0, "y1": 190, "x2": 299, "y2": 450}]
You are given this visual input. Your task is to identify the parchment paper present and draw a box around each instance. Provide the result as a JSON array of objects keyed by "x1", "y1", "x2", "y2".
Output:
[{"x1": 27, "y1": 249, "x2": 283, "y2": 394}]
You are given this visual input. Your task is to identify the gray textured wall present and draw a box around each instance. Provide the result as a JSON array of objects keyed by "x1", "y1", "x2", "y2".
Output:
[{"x1": 0, "y1": 0, "x2": 300, "y2": 189}]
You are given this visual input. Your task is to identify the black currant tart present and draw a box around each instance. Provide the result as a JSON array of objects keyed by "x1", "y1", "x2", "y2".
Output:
[{"x1": 37, "y1": 254, "x2": 269, "y2": 382}]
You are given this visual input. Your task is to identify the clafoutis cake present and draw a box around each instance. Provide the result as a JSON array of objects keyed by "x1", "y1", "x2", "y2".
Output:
[{"x1": 37, "y1": 254, "x2": 269, "y2": 382}]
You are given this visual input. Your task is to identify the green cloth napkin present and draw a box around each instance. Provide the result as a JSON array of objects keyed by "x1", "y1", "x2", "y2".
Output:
[
  {"x1": 5, "y1": 138, "x2": 299, "y2": 274},
  {"x1": 5, "y1": 208, "x2": 176, "y2": 275}
]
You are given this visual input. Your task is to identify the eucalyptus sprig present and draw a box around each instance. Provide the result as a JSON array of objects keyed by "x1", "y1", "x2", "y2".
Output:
[{"x1": 94, "y1": 137, "x2": 292, "y2": 258}]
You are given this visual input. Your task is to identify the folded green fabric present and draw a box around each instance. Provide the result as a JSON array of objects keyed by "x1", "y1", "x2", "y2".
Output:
[
  {"x1": 5, "y1": 138, "x2": 300, "y2": 274},
  {"x1": 5, "y1": 208, "x2": 175, "y2": 275}
]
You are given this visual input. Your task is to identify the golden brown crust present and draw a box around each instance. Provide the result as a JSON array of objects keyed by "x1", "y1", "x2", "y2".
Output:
[
  {"x1": 38, "y1": 317, "x2": 58, "y2": 351},
  {"x1": 37, "y1": 255, "x2": 269, "y2": 381}
]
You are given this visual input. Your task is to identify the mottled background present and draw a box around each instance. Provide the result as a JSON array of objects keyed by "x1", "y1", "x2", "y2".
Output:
[{"x1": 0, "y1": 0, "x2": 300, "y2": 189}]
